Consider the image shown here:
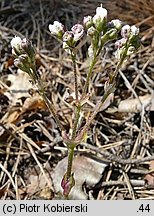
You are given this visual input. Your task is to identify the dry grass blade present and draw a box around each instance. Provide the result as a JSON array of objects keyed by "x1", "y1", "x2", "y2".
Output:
[
  {"x1": 26, "y1": 142, "x2": 52, "y2": 189},
  {"x1": 8, "y1": 124, "x2": 40, "y2": 150},
  {"x1": 0, "y1": 163, "x2": 16, "y2": 192}
]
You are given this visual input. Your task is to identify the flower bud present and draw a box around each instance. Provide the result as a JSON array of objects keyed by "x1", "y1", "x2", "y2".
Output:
[
  {"x1": 49, "y1": 21, "x2": 64, "y2": 39},
  {"x1": 108, "y1": 19, "x2": 123, "y2": 31},
  {"x1": 21, "y1": 38, "x2": 35, "y2": 60},
  {"x1": 14, "y1": 58, "x2": 23, "y2": 68},
  {"x1": 127, "y1": 46, "x2": 136, "y2": 56},
  {"x1": 101, "y1": 28, "x2": 118, "y2": 45},
  {"x1": 121, "y1": 25, "x2": 131, "y2": 38},
  {"x1": 63, "y1": 31, "x2": 74, "y2": 46},
  {"x1": 10, "y1": 36, "x2": 22, "y2": 56},
  {"x1": 14, "y1": 57, "x2": 29, "y2": 73},
  {"x1": 21, "y1": 38, "x2": 31, "y2": 50},
  {"x1": 61, "y1": 173, "x2": 75, "y2": 197},
  {"x1": 14, "y1": 54, "x2": 32, "y2": 73},
  {"x1": 71, "y1": 24, "x2": 84, "y2": 42},
  {"x1": 107, "y1": 28, "x2": 118, "y2": 40},
  {"x1": 83, "y1": 16, "x2": 93, "y2": 29},
  {"x1": 87, "y1": 26, "x2": 99, "y2": 51},
  {"x1": 87, "y1": 26, "x2": 96, "y2": 38},
  {"x1": 93, "y1": 6, "x2": 107, "y2": 32},
  {"x1": 115, "y1": 38, "x2": 127, "y2": 49},
  {"x1": 18, "y1": 54, "x2": 29, "y2": 64}
]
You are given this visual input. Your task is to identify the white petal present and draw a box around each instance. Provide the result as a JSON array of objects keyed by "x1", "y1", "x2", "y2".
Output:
[
  {"x1": 10, "y1": 36, "x2": 22, "y2": 48},
  {"x1": 95, "y1": 7, "x2": 107, "y2": 19},
  {"x1": 131, "y1": 25, "x2": 139, "y2": 35}
]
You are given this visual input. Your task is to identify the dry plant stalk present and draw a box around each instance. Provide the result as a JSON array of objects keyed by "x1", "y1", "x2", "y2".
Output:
[{"x1": 10, "y1": 4, "x2": 140, "y2": 199}]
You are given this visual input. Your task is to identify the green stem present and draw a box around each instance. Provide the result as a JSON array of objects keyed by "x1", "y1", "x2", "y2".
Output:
[
  {"x1": 30, "y1": 67, "x2": 64, "y2": 131},
  {"x1": 66, "y1": 146, "x2": 75, "y2": 179},
  {"x1": 75, "y1": 45, "x2": 128, "y2": 139},
  {"x1": 71, "y1": 52, "x2": 78, "y2": 101},
  {"x1": 83, "y1": 56, "x2": 96, "y2": 95},
  {"x1": 82, "y1": 30, "x2": 119, "y2": 96},
  {"x1": 71, "y1": 106, "x2": 81, "y2": 139},
  {"x1": 96, "y1": 39, "x2": 106, "y2": 57},
  {"x1": 70, "y1": 52, "x2": 81, "y2": 140}
]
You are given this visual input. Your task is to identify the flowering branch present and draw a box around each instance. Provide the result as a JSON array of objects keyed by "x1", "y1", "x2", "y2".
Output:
[{"x1": 10, "y1": 37, "x2": 64, "y2": 132}]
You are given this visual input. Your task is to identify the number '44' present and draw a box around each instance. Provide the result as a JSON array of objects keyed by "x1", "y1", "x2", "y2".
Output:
[{"x1": 139, "y1": 204, "x2": 150, "y2": 212}]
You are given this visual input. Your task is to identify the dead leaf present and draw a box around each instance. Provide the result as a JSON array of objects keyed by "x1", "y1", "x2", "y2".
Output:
[
  {"x1": 4, "y1": 69, "x2": 32, "y2": 105},
  {"x1": 4, "y1": 57, "x2": 14, "y2": 69},
  {"x1": 52, "y1": 155, "x2": 108, "y2": 200},
  {"x1": 2, "y1": 69, "x2": 46, "y2": 123},
  {"x1": 26, "y1": 173, "x2": 52, "y2": 198},
  {"x1": 22, "y1": 95, "x2": 46, "y2": 112},
  {"x1": 1, "y1": 107, "x2": 22, "y2": 124},
  {"x1": 118, "y1": 94, "x2": 154, "y2": 113}
]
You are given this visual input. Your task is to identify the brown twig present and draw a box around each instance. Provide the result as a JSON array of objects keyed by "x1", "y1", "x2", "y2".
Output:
[{"x1": 80, "y1": 142, "x2": 154, "y2": 165}]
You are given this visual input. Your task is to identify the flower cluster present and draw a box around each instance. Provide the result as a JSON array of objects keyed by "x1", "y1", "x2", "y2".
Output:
[
  {"x1": 48, "y1": 5, "x2": 140, "y2": 63},
  {"x1": 10, "y1": 36, "x2": 35, "y2": 73},
  {"x1": 83, "y1": 5, "x2": 123, "y2": 58},
  {"x1": 49, "y1": 21, "x2": 84, "y2": 53},
  {"x1": 115, "y1": 25, "x2": 140, "y2": 60}
]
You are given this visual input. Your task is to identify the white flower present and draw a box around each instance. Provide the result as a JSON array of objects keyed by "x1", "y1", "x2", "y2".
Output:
[
  {"x1": 71, "y1": 24, "x2": 84, "y2": 42},
  {"x1": 83, "y1": 16, "x2": 93, "y2": 29},
  {"x1": 10, "y1": 36, "x2": 22, "y2": 49},
  {"x1": 49, "y1": 21, "x2": 64, "y2": 38},
  {"x1": 121, "y1": 25, "x2": 131, "y2": 38},
  {"x1": 130, "y1": 25, "x2": 139, "y2": 36},
  {"x1": 93, "y1": 6, "x2": 107, "y2": 29},
  {"x1": 115, "y1": 38, "x2": 127, "y2": 49},
  {"x1": 109, "y1": 19, "x2": 122, "y2": 30}
]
